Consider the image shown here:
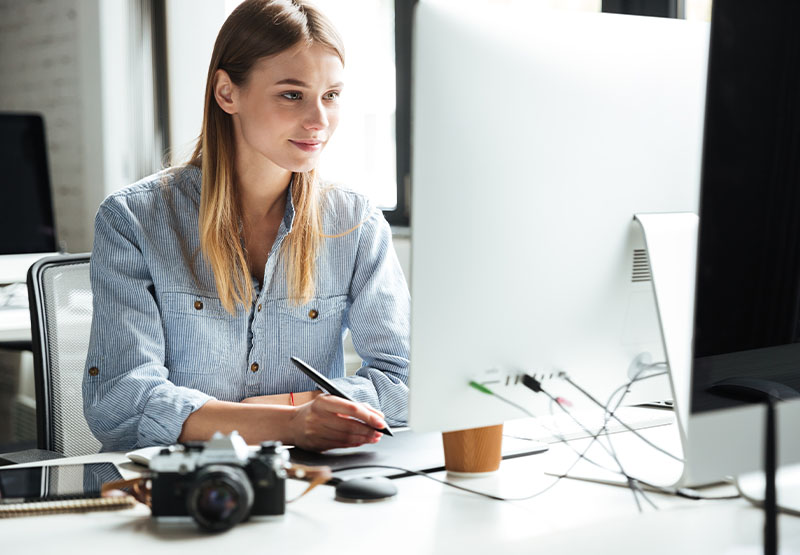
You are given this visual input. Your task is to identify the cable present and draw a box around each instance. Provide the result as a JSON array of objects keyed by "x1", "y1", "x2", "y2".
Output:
[
  {"x1": 339, "y1": 373, "x2": 670, "y2": 507},
  {"x1": 535, "y1": 385, "x2": 651, "y2": 509},
  {"x1": 329, "y1": 425, "x2": 736, "y2": 507},
  {"x1": 493, "y1": 387, "x2": 633, "y2": 480},
  {"x1": 538, "y1": 370, "x2": 741, "y2": 502},
  {"x1": 599, "y1": 368, "x2": 669, "y2": 510},
  {"x1": 538, "y1": 369, "x2": 664, "y2": 510},
  {"x1": 472, "y1": 380, "x2": 625, "y2": 474},
  {"x1": 561, "y1": 370, "x2": 684, "y2": 462},
  {"x1": 548, "y1": 473, "x2": 741, "y2": 501},
  {"x1": 471, "y1": 374, "x2": 743, "y2": 506},
  {"x1": 330, "y1": 464, "x2": 563, "y2": 503},
  {"x1": 473, "y1": 379, "x2": 658, "y2": 511}
]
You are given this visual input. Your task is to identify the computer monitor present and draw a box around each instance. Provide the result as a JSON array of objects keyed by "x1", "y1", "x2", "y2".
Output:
[
  {"x1": 0, "y1": 113, "x2": 58, "y2": 283},
  {"x1": 679, "y1": 1, "x2": 800, "y2": 486},
  {"x1": 409, "y1": 2, "x2": 710, "y2": 433}
]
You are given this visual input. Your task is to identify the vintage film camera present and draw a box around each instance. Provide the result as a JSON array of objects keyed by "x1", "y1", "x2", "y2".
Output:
[{"x1": 149, "y1": 432, "x2": 289, "y2": 532}]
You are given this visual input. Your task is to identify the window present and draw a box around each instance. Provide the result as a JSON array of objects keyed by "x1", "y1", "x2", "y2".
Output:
[
  {"x1": 311, "y1": 1, "x2": 398, "y2": 214},
  {"x1": 685, "y1": 0, "x2": 712, "y2": 21},
  {"x1": 602, "y1": 0, "x2": 713, "y2": 19}
]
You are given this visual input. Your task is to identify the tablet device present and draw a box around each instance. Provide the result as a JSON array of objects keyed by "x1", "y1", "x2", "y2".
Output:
[
  {"x1": 0, "y1": 463, "x2": 123, "y2": 503},
  {"x1": 289, "y1": 428, "x2": 549, "y2": 480}
]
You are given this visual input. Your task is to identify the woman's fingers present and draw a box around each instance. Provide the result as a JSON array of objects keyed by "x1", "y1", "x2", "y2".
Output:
[
  {"x1": 314, "y1": 395, "x2": 388, "y2": 430},
  {"x1": 319, "y1": 415, "x2": 379, "y2": 439},
  {"x1": 317, "y1": 428, "x2": 381, "y2": 446},
  {"x1": 298, "y1": 426, "x2": 380, "y2": 451},
  {"x1": 290, "y1": 395, "x2": 387, "y2": 451}
]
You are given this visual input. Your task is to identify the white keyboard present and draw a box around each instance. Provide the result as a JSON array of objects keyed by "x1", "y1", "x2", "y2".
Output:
[
  {"x1": 0, "y1": 283, "x2": 28, "y2": 310},
  {"x1": 506, "y1": 407, "x2": 685, "y2": 488}
]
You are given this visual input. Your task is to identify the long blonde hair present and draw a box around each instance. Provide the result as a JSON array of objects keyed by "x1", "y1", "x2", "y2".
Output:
[{"x1": 189, "y1": 0, "x2": 344, "y2": 314}]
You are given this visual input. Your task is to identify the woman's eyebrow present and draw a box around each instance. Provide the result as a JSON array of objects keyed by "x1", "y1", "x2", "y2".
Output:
[
  {"x1": 274, "y1": 78, "x2": 307, "y2": 87},
  {"x1": 274, "y1": 78, "x2": 344, "y2": 88}
]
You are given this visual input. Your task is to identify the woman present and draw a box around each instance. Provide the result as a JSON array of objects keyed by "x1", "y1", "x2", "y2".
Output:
[{"x1": 82, "y1": 0, "x2": 409, "y2": 453}]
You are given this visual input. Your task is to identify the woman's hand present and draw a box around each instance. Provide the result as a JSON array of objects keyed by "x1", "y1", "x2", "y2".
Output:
[{"x1": 288, "y1": 394, "x2": 387, "y2": 452}]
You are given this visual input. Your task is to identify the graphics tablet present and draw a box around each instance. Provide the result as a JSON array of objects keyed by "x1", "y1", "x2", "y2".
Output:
[
  {"x1": 127, "y1": 429, "x2": 549, "y2": 480},
  {"x1": 290, "y1": 428, "x2": 548, "y2": 480}
]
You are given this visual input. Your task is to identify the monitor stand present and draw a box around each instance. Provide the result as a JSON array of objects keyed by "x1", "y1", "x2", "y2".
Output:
[
  {"x1": 633, "y1": 212, "x2": 697, "y2": 461},
  {"x1": 706, "y1": 380, "x2": 800, "y2": 555}
]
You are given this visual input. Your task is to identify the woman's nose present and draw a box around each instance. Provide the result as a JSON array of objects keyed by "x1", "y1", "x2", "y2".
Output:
[{"x1": 304, "y1": 100, "x2": 328, "y2": 130}]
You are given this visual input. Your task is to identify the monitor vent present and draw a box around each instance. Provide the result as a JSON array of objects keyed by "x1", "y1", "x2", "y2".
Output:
[{"x1": 632, "y1": 249, "x2": 652, "y2": 282}]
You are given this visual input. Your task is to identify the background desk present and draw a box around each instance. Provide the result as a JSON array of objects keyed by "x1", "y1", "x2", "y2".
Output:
[
  {"x1": 0, "y1": 309, "x2": 35, "y2": 452},
  {"x1": 2, "y1": 425, "x2": 799, "y2": 555},
  {"x1": 0, "y1": 307, "x2": 30, "y2": 345}
]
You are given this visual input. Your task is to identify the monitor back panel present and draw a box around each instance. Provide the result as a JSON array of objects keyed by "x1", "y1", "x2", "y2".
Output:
[{"x1": 410, "y1": 4, "x2": 709, "y2": 433}]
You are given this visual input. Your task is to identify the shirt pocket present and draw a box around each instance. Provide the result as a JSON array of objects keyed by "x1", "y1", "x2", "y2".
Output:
[
  {"x1": 162, "y1": 292, "x2": 232, "y2": 375},
  {"x1": 278, "y1": 294, "x2": 348, "y2": 372}
]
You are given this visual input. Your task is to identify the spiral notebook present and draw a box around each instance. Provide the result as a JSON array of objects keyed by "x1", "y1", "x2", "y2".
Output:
[{"x1": 0, "y1": 463, "x2": 135, "y2": 518}]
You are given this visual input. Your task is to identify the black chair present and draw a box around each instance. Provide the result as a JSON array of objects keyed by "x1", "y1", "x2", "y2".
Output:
[{"x1": 25, "y1": 254, "x2": 100, "y2": 458}]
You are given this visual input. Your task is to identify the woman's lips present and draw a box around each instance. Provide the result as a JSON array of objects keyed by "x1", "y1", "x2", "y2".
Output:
[{"x1": 290, "y1": 140, "x2": 322, "y2": 152}]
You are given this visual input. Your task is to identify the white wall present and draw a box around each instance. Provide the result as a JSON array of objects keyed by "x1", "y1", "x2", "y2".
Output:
[
  {"x1": 0, "y1": 0, "x2": 154, "y2": 253},
  {"x1": 0, "y1": 0, "x2": 98, "y2": 252},
  {"x1": 96, "y1": 1, "x2": 137, "y2": 205},
  {"x1": 76, "y1": 0, "x2": 106, "y2": 252}
]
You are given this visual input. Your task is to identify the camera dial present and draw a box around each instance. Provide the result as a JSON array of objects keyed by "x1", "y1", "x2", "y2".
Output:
[{"x1": 259, "y1": 441, "x2": 282, "y2": 455}]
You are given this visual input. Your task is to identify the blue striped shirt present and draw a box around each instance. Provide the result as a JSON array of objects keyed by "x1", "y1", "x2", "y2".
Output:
[{"x1": 82, "y1": 165, "x2": 410, "y2": 451}]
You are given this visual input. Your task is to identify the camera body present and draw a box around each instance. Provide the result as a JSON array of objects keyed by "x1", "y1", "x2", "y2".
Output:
[{"x1": 149, "y1": 432, "x2": 289, "y2": 531}]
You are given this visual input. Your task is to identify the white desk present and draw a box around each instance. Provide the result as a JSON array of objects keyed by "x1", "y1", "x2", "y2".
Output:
[
  {"x1": 0, "y1": 307, "x2": 31, "y2": 343},
  {"x1": 2, "y1": 424, "x2": 799, "y2": 555},
  {"x1": 0, "y1": 251, "x2": 57, "y2": 344}
]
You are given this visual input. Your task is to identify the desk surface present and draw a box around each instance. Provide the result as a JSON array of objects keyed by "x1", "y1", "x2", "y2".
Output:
[
  {"x1": 0, "y1": 307, "x2": 31, "y2": 343},
  {"x1": 2, "y1": 424, "x2": 798, "y2": 555}
]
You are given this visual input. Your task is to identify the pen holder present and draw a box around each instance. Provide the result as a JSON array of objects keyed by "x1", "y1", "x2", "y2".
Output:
[{"x1": 441, "y1": 424, "x2": 503, "y2": 476}]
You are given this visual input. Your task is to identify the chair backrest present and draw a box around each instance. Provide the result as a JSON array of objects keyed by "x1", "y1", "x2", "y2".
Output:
[{"x1": 27, "y1": 254, "x2": 101, "y2": 456}]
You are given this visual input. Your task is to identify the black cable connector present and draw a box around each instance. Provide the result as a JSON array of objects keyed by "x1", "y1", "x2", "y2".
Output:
[{"x1": 522, "y1": 374, "x2": 543, "y2": 393}]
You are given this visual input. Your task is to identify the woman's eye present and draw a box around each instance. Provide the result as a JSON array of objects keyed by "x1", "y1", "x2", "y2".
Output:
[
  {"x1": 281, "y1": 92, "x2": 302, "y2": 100},
  {"x1": 324, "y1": 91, "x2": 340, "y2": 101}
]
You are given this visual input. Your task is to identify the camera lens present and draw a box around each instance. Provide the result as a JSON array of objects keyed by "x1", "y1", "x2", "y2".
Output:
[{"x1": 186, "y1": 465, "x2": 254, "y2": 532}]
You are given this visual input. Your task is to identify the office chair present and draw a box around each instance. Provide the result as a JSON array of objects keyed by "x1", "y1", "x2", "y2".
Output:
[{"x1": 26, "y1": 253, "x2": 101, "y2": 457}]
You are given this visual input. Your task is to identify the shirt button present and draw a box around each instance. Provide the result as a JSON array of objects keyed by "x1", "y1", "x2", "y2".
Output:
[
  {"x1": 250, "y1": 362, "x2": 259, "y2": 373},
  {"x1": 194, "y1": 300, "x2": 204, "y2": 310},
  {"x1": 88, "y1": 367, "x2": 99, "y2": 377},
  {"x1": 308, "y1": 309, "x2": 319, "y2": 319},
  {"x1": 257, "y1": 304, "x2": 262, "y2": 312}
]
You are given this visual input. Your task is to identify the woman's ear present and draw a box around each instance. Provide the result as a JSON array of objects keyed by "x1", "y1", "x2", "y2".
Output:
[{"x1": 213, "y1": 69, "x2": 238, "y2": 115}]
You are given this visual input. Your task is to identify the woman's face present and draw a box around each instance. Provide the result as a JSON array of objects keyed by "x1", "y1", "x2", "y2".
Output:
[{"x1": 226, "y1": 42, "x2": 344, "y2": 174}]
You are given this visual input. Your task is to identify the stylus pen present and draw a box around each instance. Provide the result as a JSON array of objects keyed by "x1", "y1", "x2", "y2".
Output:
[{"x1": 290, "y1": 356, "x2": 394, "y2": 437}]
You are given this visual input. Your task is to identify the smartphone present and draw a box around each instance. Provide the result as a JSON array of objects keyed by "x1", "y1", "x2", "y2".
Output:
[{"x1": 0, "y1": 463, "x2": 123, "y2": 503}]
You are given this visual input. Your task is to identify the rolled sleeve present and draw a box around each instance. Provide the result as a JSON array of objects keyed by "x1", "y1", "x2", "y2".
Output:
[
  {"x1": 335, "y1": 205, "x2": 410, "y2": 426},
  {"x1": 82, "y1": 201, "x2": 214, "y2": 451}
]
